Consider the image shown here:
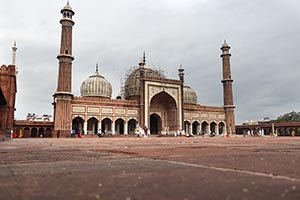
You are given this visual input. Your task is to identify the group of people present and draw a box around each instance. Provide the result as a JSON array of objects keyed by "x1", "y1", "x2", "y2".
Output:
[
  {"x1": 244, "y1": 129, "x2": 275, "y2": 137},
  {"x1": 70, "y1": 129, "x2": 84, "y2": 138},
  {"x1": 136, "y1": 126, "x2": 150, "y2": 137}
]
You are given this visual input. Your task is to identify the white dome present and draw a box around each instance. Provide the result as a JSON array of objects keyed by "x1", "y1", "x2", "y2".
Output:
[
  {"x1": 80, "y1": 66, "x2": 112, "y2": 98},
  {"x1": 184, "y1": 85, "x2": 197, "y2": 104}
]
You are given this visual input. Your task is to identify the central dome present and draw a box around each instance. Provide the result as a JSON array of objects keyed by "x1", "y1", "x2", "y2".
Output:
[
  {"x1": 124, "y1": 66, "x2": 165, "y2": 99},
  {"x1": 80, "y1": 65, "x2": 112, "y2": 98}
]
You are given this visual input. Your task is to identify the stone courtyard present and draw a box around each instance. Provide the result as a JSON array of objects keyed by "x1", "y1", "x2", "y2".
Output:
[{"x1": 0, "y1": 136, "x2": 299, "y2": 200}]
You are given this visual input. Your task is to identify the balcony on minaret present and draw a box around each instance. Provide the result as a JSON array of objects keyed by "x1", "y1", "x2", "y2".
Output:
[
  {"x1": 220, "y1": 40, "x2": 231, "y2": 57},
  {"x1": 60, "y1": 2, "x2": 75, "y2": 26}
]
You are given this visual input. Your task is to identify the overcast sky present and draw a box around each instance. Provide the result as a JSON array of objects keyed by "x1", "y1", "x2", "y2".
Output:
[{"x1": 0, "y1": 0, "x2": 299, "y2": 124}]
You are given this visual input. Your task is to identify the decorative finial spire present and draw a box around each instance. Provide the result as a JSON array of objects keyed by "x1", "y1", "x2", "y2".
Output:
[
  {"x1": 221, "y1": 39, "x2": 230, "y2": 49},
  {"x1": 178, "y1": 64, "x2": 184, "y2": 82},
  {"x1": 95, "y1": 63, "x2": 99, "y2": 74},
  {"x1": 67, "y1": 0, "x2": 70, "y2": 5},
  {"x1": 179, "y1": 64, "x2": 183, "y2": 70},
  {"x1": 138, "y1": 51, "x2": 146, "y2": 67},
  {"x1": 12, "y1": 41, "x2": 18, "y2": 72},
  {"x1": 143, "y1": 51, "x2": 146, "y2": 64}
]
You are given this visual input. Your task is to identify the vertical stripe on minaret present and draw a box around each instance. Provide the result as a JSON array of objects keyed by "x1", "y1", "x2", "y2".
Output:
[
  {"x1": 220, "y1": 40, "x2": 236, "y2": 134},
  {"x1": 53, "y1": 2, "x2": 75, "y2": 137}
]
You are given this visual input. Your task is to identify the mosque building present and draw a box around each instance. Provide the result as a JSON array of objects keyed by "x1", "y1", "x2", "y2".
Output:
[
  {"x1": 52, "y1": 2, "x2": 235, "y2": 137},
  {"x1": 1, "y1": 2, "x2": 236, "y2": 137}
]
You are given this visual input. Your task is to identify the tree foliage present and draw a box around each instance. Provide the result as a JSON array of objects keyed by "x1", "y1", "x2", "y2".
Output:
[{"x1": 275, "y1": 111, "x2": 300, "y2": 122}]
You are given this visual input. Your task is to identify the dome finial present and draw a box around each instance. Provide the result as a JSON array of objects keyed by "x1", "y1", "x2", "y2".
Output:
[
  {"x1": 67, "y1": 0, "x2": 70, "y2": 5},
  {"x1": 221, "y1": 39, "x2": 230, "y2": 49},
  {"x1": 95, "y1": 63, "x2": 99, "y2": 75},
  {"x1": 143, "y1": 51, "x2": 146, "y2": 64},
  {"x1": 12, "y1": 40, "x2": 18, "y2": 73},
  {"x1": 178, "y1": 64, "x2": 184, "y2": 82},
  {"x1": 138, "y1": 51, "x2": 146, "y2": 67}
]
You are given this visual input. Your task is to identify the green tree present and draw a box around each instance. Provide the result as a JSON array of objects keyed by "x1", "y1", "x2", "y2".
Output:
[{"x1": 275, "y1": 111, "x2": 300, "y2": 122}]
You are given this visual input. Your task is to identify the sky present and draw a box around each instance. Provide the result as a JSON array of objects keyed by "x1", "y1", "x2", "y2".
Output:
[{"x1": 0, "y1": 0, "x2": 299, "y2": 124}]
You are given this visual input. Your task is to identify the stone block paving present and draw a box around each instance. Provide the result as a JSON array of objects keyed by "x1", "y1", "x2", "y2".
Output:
[{"x1": 0, "y1": 137, "x2": 299, "y2": 200}]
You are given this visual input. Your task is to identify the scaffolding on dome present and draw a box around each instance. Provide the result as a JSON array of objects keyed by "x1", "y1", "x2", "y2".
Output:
[{"x1": 120, "y1": 65, "x2": 165, "y2": 99}]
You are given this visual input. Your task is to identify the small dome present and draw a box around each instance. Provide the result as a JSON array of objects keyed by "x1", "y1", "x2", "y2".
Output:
[
  {"x1": 184, "y1": 85, "x2": 197, "y2": 104},
  {"x1": 63, "y1": 1, "x2": 73, "y2": 11},
  {"x1": 61, "y1": 2, "x2": 75, "y2": 15},
  {"x1": 124, "y1": 67, "x2": 165, "y2": 99},
  {"x1": 80, "y1": 65, "x2": 112, "y2": 98}
]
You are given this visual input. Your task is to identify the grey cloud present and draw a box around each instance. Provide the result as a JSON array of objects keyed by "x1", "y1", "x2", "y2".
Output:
[{"x1": 0, "y1": 0, "x2": 299, "y2": 123}]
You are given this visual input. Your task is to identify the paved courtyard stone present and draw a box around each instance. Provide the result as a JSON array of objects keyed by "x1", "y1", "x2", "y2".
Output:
[{"x1": 0, "y1": 137, "x2": 299, "y2": 200}]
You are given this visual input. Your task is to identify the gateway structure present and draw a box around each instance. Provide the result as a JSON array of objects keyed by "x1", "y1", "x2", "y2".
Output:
[{"x1": 52, "y1": 2, "x2": 235, "y2": 137}]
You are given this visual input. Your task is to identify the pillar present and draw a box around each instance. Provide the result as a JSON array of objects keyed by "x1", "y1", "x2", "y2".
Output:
[
  {"x1": 83, "y1": 121, "x2": 87, "y2": 135},
  {"x1": 124, "y1": 122, "x2": 128, "y2": 135}
]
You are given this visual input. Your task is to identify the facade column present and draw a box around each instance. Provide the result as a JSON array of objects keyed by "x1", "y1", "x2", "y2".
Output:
[
  {"x1": 207, "y1": 124, "x2": 210, "y2": 135},
  {"x1": 112, "y1": 121, "x2": 115, "y2": 135},
  {"x1": 83, "y1": 121, "x2": 87, "y2": 135},
  {"x1": 216, "y1": 124, "x2": 219, "y2": 135},
  {"x1": 197, "y1": 124, "x2": 200, "y2": 135},
  {"x1": 189, "y1": 124, "x2": 192, "y2": 135},
  {"x1": 98, "y1": 121, "x2": 102, "y2": 133},
  {"x1": 124, "y1": 122, "x2": 128, "y2": 135},
  {"x1": 223, "y1": 125, "x2": 227, "y2": 136}
]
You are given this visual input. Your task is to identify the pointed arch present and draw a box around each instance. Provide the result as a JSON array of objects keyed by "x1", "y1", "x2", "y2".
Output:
[
  {"x1": 115, "y1": 118, "x2": 125, "y2": 134},
  {"x1": 87, "y1": 117, "x2": 99, "y2": 134},
  {"x1": 101, "y1": 118, "x2": 112, "y2": 134},
  {"x1": 150, "y1": 91, "x2": 178, "y2": 133}
]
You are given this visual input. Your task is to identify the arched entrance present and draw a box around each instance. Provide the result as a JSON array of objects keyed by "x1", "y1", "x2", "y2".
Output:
[
  {"x1": 101, "y1": 118, "x2": 112, "y2": 134},
  {"x1": 184, "y1": 121, "x2": 191, "y2": 134},
  {"x1": 31, "y1": 128, "x2": 38, "y2": 137},
  {"x1": 38, "y1": 128, "x2": 44, "y2": 137},
  {"x1": 72, "y1": 117, "x2": 84, "y2": 134},
  {"x1": 150, "y1": 91, "x2": 177, "y2": 134},
  {"x1": 210, "y1": 122, "x2": 217, "y2": 135},
  {"x1": 192, "y1": 121, "x2": 200, "y2": 135},
  {"x1": 24, "y1": 127, "x2": 30, "y2": 138},
  {"x1": 46, "y1": 128, "x2": 52, "y2": 138},
  {"x1": 115, "y1": 118, "x2": 124, "y2": 134},
  {"x1": 128, "y1": 119, "x2": 137, "y2": 135},
  {"x1": 201, "y1": 121, "x2": 209, "y2": 135},
  {"x1": 87, "y1": 117, "x2": 98, "y2": 135},
  {"x1": 150, "y1": 114, "x2": 162, "y2": 134},
  {"x1": 218, "y1": 122, "x2": 225, "y2": 135}
]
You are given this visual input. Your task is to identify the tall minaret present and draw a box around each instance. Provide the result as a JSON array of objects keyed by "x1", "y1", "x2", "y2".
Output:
[
  {"x1": 139, "y1": 52, "x2": 146, "y2": 127},
  {"x1": 220, "y1": 40, "x2": 236, "y2": 134},
  {"x1": 178, "y1": 64, "x2": 185, "y2": 132},
  {"x1": 53, "y1": 1, "x2": 75, "y2": 137},
  {"x1": 12, "y1": 41, "x2": 18, "y2": 74}
]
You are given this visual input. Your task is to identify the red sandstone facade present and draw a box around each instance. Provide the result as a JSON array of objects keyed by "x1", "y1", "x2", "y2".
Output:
[
  {"x1": 51, "y1": 2, "x2": 235, "y2": 137},
  {"x1": 0, "y1": 64, "x2": 16, "y2": 135},
  {"x1": 3, "y1": 2, "x2": 237, "y2": 138}
]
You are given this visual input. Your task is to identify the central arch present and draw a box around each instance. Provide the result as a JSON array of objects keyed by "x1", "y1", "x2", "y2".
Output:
[
  {"x1": 150, "y1": 113, "x2": 162, "y2": 134},
  {"x1": 149, "y1": 91, "x2": 177, "y2": 134}
]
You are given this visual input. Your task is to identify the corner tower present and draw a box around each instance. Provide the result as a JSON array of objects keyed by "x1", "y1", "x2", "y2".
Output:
[
  {"x1": 220, "y1": 40, "x2": 236, "y2": 134},
  {"x1": 0, "y1": 42, "x2": 17, "y2": 135},
  {"x1": 53, "y1": 1, "x2": 75, "y2": 137}
]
